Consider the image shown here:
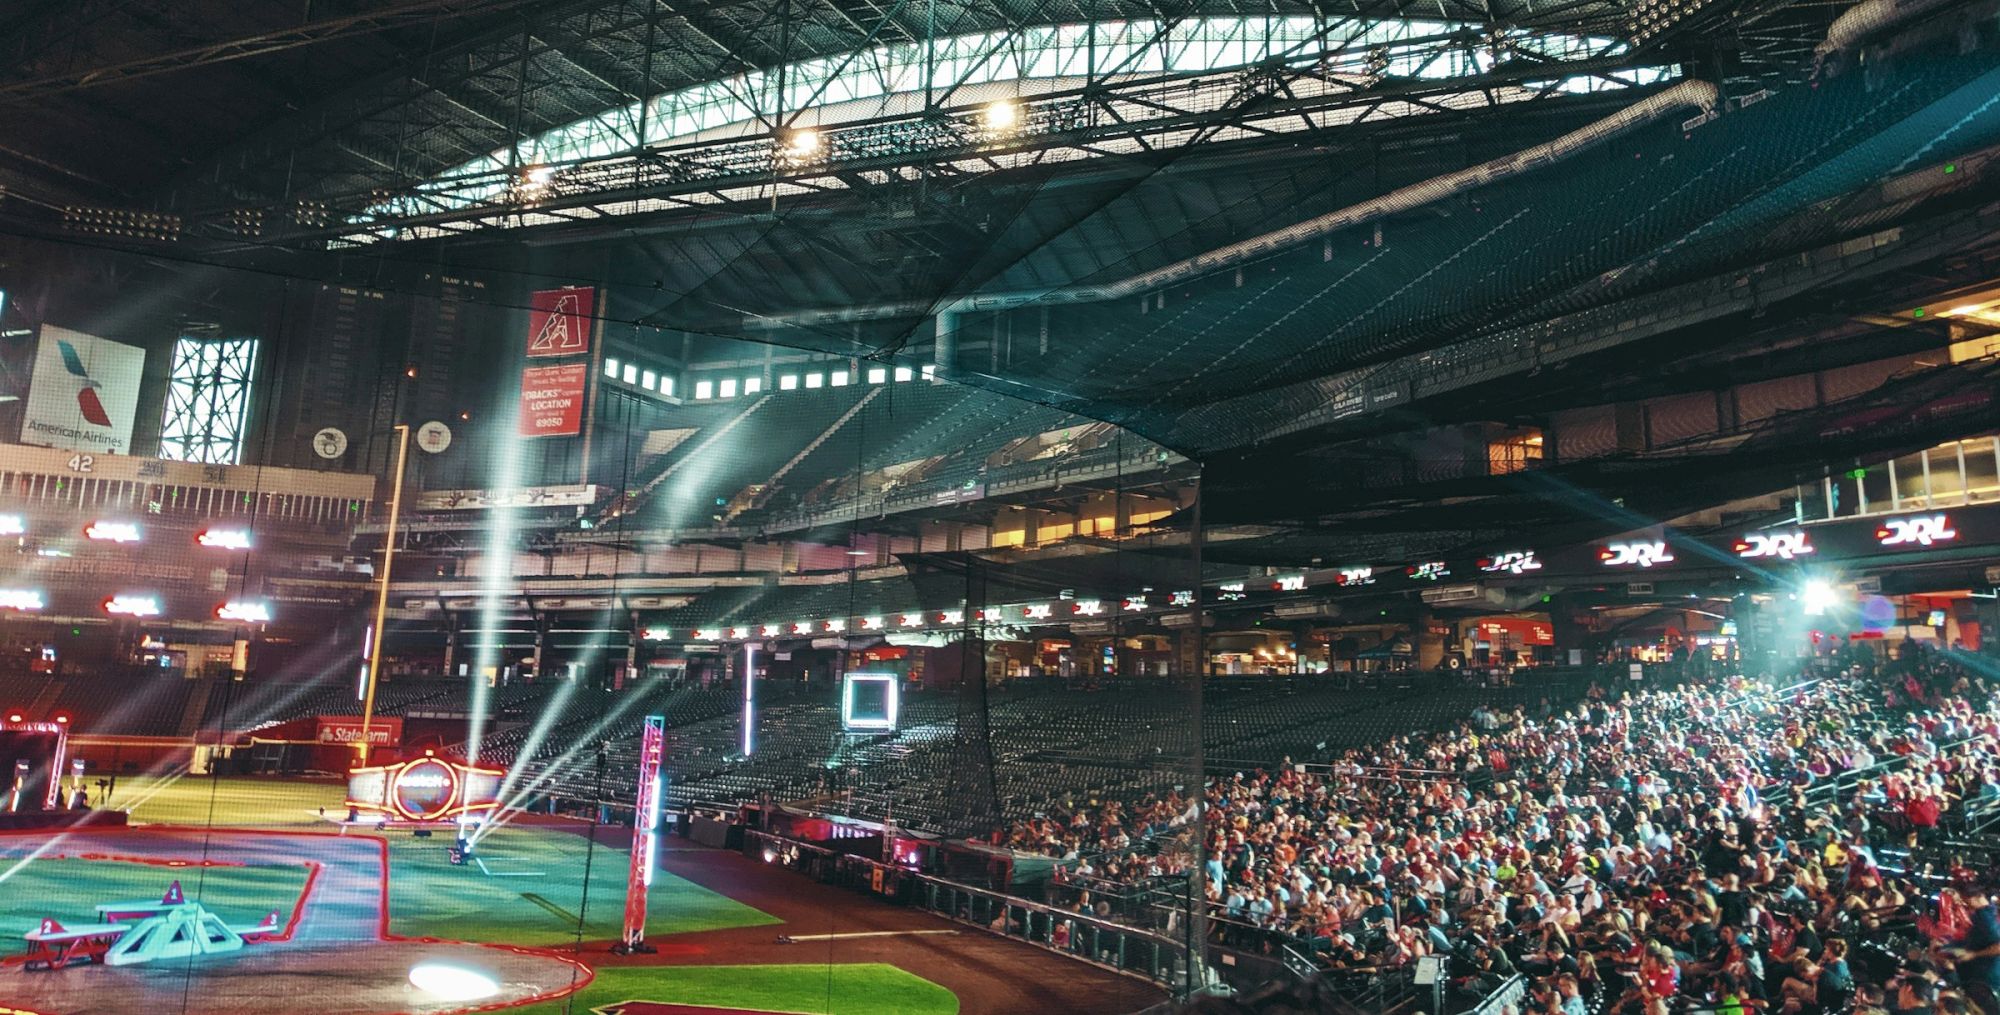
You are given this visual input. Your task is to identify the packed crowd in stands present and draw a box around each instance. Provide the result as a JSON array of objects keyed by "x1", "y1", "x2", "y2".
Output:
[{"x1": 1020, "y1": 650, "x2": 2000, "y2": 1014}]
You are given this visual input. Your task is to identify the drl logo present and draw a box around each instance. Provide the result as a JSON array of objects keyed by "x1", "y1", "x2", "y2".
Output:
[
  {"x1": 1600, "y1": 541, "x2": 1674, "y2": 568},
  {"x1": 1876, "y1": 514, "x2": 1955, "y2": 547}
]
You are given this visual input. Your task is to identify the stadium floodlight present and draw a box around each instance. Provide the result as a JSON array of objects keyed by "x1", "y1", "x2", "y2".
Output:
[
  {"x1": 0, "y1": 589, "x2": 45, "y2": 612},
  {"x1": 780, "y1": 128, "x2": 821, "y2": 159},
  {"x1": 104, "y1": 594, "x2": 162, "y2": 618},
  {"x1": 196, "y1": 527, "x2": 253, "y2": 550},
  {"x1": 216, "y1": 601, "x2": 272, "y2": 624},
  {"x1": 1801, "y1": 578, "x2": 1840, "y2": 617},
  {"x1": 84, "y1": 520, "x2": 141, "y2": 543},
  {"x1": 0, "y1": 514, "x2": 23, "y2": 536},
  {"x1": 982, "y1": 99, "x2": 1020, "y2": 132},
  {"x1": 408, "y1": 963, "x2": 500, "y2": 1002},
  {"x1": 841, "y1": 672, "x2": 900, "y2": 732}
]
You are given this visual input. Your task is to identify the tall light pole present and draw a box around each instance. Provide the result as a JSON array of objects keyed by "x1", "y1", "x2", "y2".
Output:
[{"x1": 358, "y1": 423, "x2": 412, "y2": 766}]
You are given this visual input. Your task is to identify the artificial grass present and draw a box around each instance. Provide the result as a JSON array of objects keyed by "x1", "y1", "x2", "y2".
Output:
[
  {"x1": 513, "y1": 963, "x2": 960, "y2": 1015},
  {"x1": 385, "y1": 825, "x2": 779, "y2": 945},
  {"x1": 0, "y1": 856, "x2": 309, "y2": 938},
  {"x1": 114, "y1": 773, "x2": 348, "y2": 828},
  {"x1": 98, "y1": 774, "x2": 779, "y2": 944}
]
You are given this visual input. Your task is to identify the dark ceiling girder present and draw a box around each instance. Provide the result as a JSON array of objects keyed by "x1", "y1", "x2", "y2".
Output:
[{"x1": 0, "y1": 0, "x2": 547, "y2": 102}]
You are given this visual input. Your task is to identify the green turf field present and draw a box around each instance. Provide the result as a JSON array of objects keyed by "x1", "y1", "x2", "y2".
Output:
[
  {"x1": 515, "y1": 963, "x2": 960, "y2": 1015},
  {"x1": 386, "y1": 824, "x2": 778, "y2": 944},
  {"x1": 107, "y1": 774, "x2": 778, "y2": 943},
  {"x1": 113, "y1": 771, "x2": 348, "y2": 827},
  {"x1": 0, "y1": 856, "x2": 309, "y2": 938}
]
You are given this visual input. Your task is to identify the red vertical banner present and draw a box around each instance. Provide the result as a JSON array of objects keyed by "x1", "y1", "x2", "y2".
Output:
[
  {"x1": 525, "y1": 287, "x2": 595, "y2": 358},
  {"x1": 518, "y1": 362, "x2": 589, "y2": 437},
  {"x1": 621, "y1": 714, "x2": 666, "y2": 951}
]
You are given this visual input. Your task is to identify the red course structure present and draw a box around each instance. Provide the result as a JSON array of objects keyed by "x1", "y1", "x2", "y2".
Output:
[{"x1": 615, "y1": 714, "x2": 666, "y2": 954}]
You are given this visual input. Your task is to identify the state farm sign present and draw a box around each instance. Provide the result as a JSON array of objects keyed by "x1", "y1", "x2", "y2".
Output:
[
  {"x1": 315, "y1": 715, "x2": 403, "y2": 746},
  {"x1": 518, "y1": 362, "x2": 588, "y2": 438}
]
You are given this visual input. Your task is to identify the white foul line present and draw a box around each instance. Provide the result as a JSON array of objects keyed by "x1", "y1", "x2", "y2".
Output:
[
  {"x1": 475, "y1": 857, "x2": 546, "y2": 877},
  {"x1": 784, "y1": 929, "x2": 960, "y2": 942}
]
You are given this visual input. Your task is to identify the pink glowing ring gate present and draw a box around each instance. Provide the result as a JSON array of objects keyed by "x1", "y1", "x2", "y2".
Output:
[{"x1": 390, "y1": 757, "x2": 460, "y2": 822}]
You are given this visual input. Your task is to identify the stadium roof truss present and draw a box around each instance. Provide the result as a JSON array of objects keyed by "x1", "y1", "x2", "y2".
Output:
[
  {"x1": 157, "y1": 336, "x2": 259, "y2": 466},
  {"x1": 130, "y1": 0, "x2": 1788, "y2": 246},
  {"x1": 327, "y1": 15, "x2": 1674, "y2": 243}
]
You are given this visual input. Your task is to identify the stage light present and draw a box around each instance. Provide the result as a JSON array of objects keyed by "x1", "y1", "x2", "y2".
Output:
[
  {"x1": 408, "y1": 962, "x2": 500, "y2": 1002},
  {"x1": 5, "y1": 713, "x2": 21, "y2": 724},
  {"x1": 52, "y1": 714, "x2": 68, "y2": 725},
  {"x1": 84, "y1": 520, "x2": 141, "y2": 543},
  {"x1": 0, "y1": 514, "x2": 23, "y2": 536},
  {"x1": 216, "y1": 601, "x2": 272, "y2": 624},
  {"x1": 104, "y1": 595, "x2": 162, "y2": 618},
  {"x1": 196, "y1": 527, "x2": 253, "y2": 550},
  {"x1": 1801, "y1": 579, "x2": 1839, "y2": 617}
]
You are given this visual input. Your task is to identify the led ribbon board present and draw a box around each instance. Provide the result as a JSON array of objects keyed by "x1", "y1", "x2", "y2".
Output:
[
  {"x1": 841, "y1": 672, "x2": 900, "y2": 732},
  {"x1": 345, "y1": 757, "x2": 504, "y2": 822},
  {"x1": 621, "y1": 715, "x2": 666, "y2": 950}
]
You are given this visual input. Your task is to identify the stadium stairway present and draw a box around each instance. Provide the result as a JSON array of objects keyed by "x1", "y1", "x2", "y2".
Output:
[{"x1": 175, "y1": 681, "x2": 217, "y2": 737}]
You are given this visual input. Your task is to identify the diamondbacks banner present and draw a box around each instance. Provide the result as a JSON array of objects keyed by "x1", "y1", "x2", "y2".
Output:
[
  {"x1": 20, "y1": 326, "x2": 146, "y2": 454},
  {"x1": 525, "y1": 286, "x2": 594, "y2": 358},
  {"x1": 519, "y1": 362, "x2": 589, "y2": 437}
]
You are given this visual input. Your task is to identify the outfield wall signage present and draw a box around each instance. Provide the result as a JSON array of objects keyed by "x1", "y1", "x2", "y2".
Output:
[
  {"x1": 20, "y1": 326, "x2": 145, "y2": 454},
  {"x1": 315, "y1": 715, "x2": 404, "y2": 746}
]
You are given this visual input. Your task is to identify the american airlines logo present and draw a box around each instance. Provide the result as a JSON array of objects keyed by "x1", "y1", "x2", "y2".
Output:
[
  {"x1": 55, "y1": 340, "x2": 112, "y2": 426},
  {"x1": 1876, "y1": 514, "x2": 1956, "y2": 547},
  {"x1": 1479, "y1": 551, "x2": 1541, "y2": 575},
  {"x1": 1735, "y1": 531, "x2": 1813, "y2": 560},
  {"x1": 1600, "y1": 541, "x2": 1674, "y2": 568}
]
